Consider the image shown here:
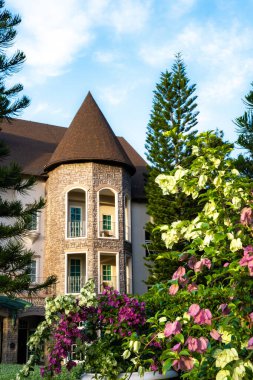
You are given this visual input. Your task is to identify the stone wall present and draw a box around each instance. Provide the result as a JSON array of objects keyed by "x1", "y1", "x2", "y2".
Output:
[{"x1": 44, "y1": 162, "x2": 132, "y2": 294}]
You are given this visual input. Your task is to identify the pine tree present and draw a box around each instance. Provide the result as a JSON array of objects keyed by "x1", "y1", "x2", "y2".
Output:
[
  {"x1": 0, "y1": 1, "x2": 56, "y2": 295},
  {"x1": 145, "y1": 53, "x2": 199, "y2": 284},
  {"x1": 234, "y1": 82, "x2": 253, "y2": 177}
]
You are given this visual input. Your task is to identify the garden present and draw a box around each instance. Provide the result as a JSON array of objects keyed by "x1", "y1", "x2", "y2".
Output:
[{"x1": 14, "y1": 132, "x2": 253, "y2": 380}]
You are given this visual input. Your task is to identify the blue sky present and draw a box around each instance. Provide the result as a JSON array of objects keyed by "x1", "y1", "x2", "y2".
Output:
[{"x1": 7, "y1": 0, "x2": 253, "y2": 159}]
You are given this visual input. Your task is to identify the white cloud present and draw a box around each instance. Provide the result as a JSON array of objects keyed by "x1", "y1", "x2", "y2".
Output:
[
  {"x1": 106, "y1": 0, "x2": 151, "y2": 34},
  {"x1": 93, "y1": 51, "x2": 119, "y2": 64},
  {"x1": 139, "y1": 22, "x2": 253, "y2": 101},
  {"x1": 9, "y1": 0, "x2": 95, "y2": 79},
  {"x1": 8, "y1": 0, "x2": 150, "y2": 85},
  {"x1": 98, "y1": 85, "x2": 129, "y2": 106},
  {"x1": 169, "y1": 0, "x2": 197, "y2": 19}
]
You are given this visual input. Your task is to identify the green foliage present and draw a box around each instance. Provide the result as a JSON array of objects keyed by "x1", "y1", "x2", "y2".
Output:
[
  {"x1": 0, "y1": 364, "x2": 83, "y2": 380},
  {"x1": 0, "y1": 0, "x2": 30, "y2": 119},
  {"x1": 144, "y1": 53, "x2": 200, "y2": 284},
  {"x1": 0, "y1": 1, "x2": 55, "y2": 294},
  {"x1": 132, "y1": 131, "x2": 253, "y2": 379},
  {"x1": 235, "y1": 82, "x2": 253, "y2": 177}
]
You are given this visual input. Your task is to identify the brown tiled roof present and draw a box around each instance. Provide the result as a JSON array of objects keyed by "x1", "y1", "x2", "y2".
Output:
[
  {"x1": 0, "y1": 115, "x2": 146, "y2": 199},
  {"x1": 0, "y1": 119, "x2": 65, "y2": 176},
  {"x1": 45, "y1": 92, "x2": 135, "y2": 174},
  {"x1": 118, "y1": 137, "x2": 147, "y2": 201}
]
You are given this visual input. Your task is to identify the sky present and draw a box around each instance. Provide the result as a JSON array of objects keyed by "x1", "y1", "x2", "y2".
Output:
[{"x1": 6, "y1": 0, "x2": 253, "y2": 159}]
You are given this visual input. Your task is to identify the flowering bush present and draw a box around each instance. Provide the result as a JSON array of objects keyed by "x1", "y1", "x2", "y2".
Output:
[
  {"x1": 17, "y1": 285, "x2": 147, "y2": 380},
  {"x1": 124, "y1": 132, "x2": 253, "y2": 379}
]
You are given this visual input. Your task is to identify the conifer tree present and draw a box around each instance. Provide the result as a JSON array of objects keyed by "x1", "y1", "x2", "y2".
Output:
[
  {"x1": 234, "y1": 82, "x2": 253, "y2": 177},
  {"x1": 145, "y1": 53, "x2": 199, "y2": 284},
  {"x1": 0, "y1": 1, "x2": 56, "y2": 295}
]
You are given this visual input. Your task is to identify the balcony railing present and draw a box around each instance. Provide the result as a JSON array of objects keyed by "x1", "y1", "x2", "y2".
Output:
[
  {"x1": 67, "y1": 221, "x2": 86, "y2": 238},
  {"x1": 99, "y1": 221, "x2": 116, "y2": 238},
  {"x1": 100, "y1": 276, "x2": 117, "y2": 292},
  {"x1": 67, "y1": 276, "x2": 86, "y2": 293}
]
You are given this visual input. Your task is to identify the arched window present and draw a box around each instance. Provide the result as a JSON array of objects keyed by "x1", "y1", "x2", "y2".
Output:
[
  {"x1": 66, "y1": 189, "x2": 86, "y2": 238},
  {"x1": 98, "y1": 188, "x2": 118, "y2": 238}
]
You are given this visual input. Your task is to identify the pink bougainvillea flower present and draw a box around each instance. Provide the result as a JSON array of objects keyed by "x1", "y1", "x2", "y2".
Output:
[
  {"x1": 188, "y1": 304, "x2": 201, "y2": 317},
  {"x1": 186, "y1": 336, "x2": 209, "y2": 354},
  {"x1": 169, "y1": 283, "x2": 179, "y2": 296},
  {"x1": 240, "y1": 207, "x2": 253, "y2": 226},
  {"x1": 150, "y1": 363, "x2": 159, "y2": 372},
  {"x1": 172, "y1": 356, "x2": 194, "y2": 371},
  {"x1": 244, "y1": 245, "x2": 253, "y2": 254},
  {"x1": 172, "y1": 266, "x2": 186, "y2": 280},
  {"x1": 179, "y1": 253, "x2": 189, "y2": 262},
  {"x1": 194, "y1": 309, "x2": 212, "y2": 325},
  {"x1": 219, "y1": 303, "x2": 230, "y2": 315},
  {"x1": 164, "y1": 321, "x2": 182, "y2": 337},
  {"x1": 239, "y1": 250, "x2": 253, "y2": 276},
  {"x1": 247, "y1": 337, "x2": 253, "y2": 349},
  {"x1": 249, "y1": 312, "x2": 253, "y2": 322},
  {"x1": 171, "y1": 342, "x2": 181, "y2": 353},
  {"x1": 188, "y1": 256, "x2": 197, "y2": 269},
  {"x1": 210, "y1": 329, "x2": 222, "y2": 341},
  {"x1": 188, "y1": 304, "x2": 212, "y2": 325},
  {"x1": 186, "y1": 336, "x2": 198, "y2": 352},
  {"x1": 223, "y1": 262, "x2": 230, "y2": 267},
  {"x1": 187, "y1": 283, "x2": 198, "y2": 292},
  {"x1": 194, "y1": 258, "x2": 211, "y2": 273}
]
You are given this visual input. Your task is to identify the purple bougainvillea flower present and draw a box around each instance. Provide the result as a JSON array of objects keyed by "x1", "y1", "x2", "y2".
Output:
[
  {"x1": 219, "y1": 303, "x2": 230, "y2": 315},
  {"x1": 188, "y1": 256, "x2": 197, "y2": 269}
]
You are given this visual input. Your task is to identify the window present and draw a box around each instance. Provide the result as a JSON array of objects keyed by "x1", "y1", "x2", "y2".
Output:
[
  {"x1": 102, "y1": 264, "x2": 111, "y2": 281},
  {"x1": 102, "y1": 215, "x2": 111, "y2": 231},
  {"x1": 28, "y1": 213, "x2": 38, "y2": 231},
  {"x1": 70, "y1": 207, "x2": 82, "y2": 237},
  {"x1": 30, "y1": 260, "x2": 37, "y2": 283},
  {"x1": 69, "y1": 259, "x2": 81, "y2": 293}
]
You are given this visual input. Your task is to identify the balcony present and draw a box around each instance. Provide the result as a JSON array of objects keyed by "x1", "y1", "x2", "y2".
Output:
[
  {"x1": 67, "y1": 221, "x2": 86, "y2": 238},
  {"x1": 67, "y1": 276, "x2": 86, "y2": 293},
  {"x1": 100, "y1": 276, "x2": 117, "y2": 292},
  {"x1": 99, "y1": 221, "x2": 116, "y2": 238}
]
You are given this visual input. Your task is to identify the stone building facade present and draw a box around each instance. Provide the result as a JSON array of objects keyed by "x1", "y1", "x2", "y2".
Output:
[{"x1": 0, "y1": 92, "x2": 149, "y2": 363}]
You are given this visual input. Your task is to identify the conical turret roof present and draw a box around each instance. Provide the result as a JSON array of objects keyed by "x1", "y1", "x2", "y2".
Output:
[{"x1": 45, "y1": 92, "x2": 135, "y2": 174}]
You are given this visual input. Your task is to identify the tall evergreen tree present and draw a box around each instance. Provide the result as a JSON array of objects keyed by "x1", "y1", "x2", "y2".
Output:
[
  {"x1": 234, "y1": 82, "x2": 253, "y2": 177},
  {"x1": 145, "y1": 53, "x2": 199, "y2": 284},
  {"x1": 0, "y1": 1, "x2": 56, "y2": 295}
]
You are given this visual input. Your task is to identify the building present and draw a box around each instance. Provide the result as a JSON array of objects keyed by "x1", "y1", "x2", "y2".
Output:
[{"x1": 0, "y1": 92, "x2": 149, "y2": 363}]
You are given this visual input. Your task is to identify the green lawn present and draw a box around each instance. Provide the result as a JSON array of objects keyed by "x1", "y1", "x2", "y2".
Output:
[{"x1": 0, "y1": 364, "x2": 83, "y2": 380}]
